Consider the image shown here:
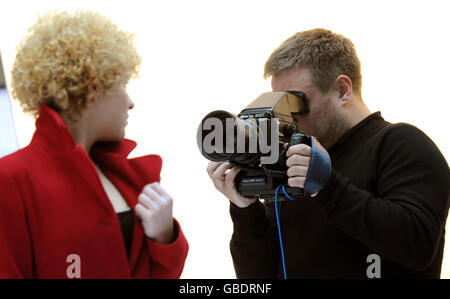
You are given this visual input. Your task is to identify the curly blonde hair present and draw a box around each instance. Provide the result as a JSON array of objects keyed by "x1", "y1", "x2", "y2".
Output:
[{"x1": 10, "y1": 9, "x2": 141, "y2": 118}]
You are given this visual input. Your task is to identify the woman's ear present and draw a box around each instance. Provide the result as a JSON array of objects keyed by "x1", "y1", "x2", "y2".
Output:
[{"x1": 336, "y1": 75, "x2": 353, "y2": 106}]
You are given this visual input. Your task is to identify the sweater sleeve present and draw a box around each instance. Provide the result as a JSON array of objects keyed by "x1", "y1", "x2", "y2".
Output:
[
  {"x1": 146, "y1": 218, "x2": 188, "y2": 278},
  {"x1": 314, "y1": 124, "x2": 450, "y2": 271},
  {"x1": 0, "y1": 168, "x2": 34, "y2": 278},
  {"x1": 229, "y1": 200, "x2": 279, "y2": 278}
]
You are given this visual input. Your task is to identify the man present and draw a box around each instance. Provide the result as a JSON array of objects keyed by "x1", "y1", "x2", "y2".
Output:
[{"x1": 207, "y1": 28, "x2": 449, "y2": 278}]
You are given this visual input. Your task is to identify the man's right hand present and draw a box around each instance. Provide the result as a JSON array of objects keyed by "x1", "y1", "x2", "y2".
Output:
[{"x1": 206, "y1": 161, "x2": 257, "y2": 208}]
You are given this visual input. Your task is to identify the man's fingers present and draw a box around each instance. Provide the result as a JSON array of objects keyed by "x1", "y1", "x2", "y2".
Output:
[
  {"x1": 287, "y1": 144, "x2": 312, "y2": 157},
  {"x1": 287, "y1": 165, "x2": 308, "y2": 178},
  {"x1": 207, "y1": 161, "x2": 222, "y2": 178},
  {"x1": 286, "y1": 154, "x2": 310, "y2": 168},
  {"x1": 212, "y1": 162, "x2": 233, "y2": 181},
  {"x1": 225, "y1": 167, "x2": 240, "y2": 185},
  {"x1": 288, "y1": 177, "x2": 306, "y2": 188}
]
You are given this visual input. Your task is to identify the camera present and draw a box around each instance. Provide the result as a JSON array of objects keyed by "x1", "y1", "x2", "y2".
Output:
[{"x1": 197, "y1": 91, "x2": 311, "y2": 201}]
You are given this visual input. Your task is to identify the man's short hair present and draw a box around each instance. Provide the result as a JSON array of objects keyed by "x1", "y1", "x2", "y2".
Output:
[{"x1": 264, "y1": 28, "x2": 362, "y2": 95}]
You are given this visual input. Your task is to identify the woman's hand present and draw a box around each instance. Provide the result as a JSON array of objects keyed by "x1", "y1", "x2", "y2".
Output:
[{"x1": 135, "y1": 182, "x2": 175, "y2": 244}]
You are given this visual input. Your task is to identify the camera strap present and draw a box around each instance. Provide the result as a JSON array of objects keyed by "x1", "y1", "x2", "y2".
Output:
[{"x1": 304, "y1": 136, "x2": 332, "y2": 196}]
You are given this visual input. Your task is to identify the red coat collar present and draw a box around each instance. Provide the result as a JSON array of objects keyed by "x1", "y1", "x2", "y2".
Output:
[{"x1": 30, "y1": 105, "x2": 137, "y2": 158}]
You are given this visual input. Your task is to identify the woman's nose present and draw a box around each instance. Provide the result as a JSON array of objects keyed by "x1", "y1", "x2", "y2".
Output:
[{"x1": 128, "y1": 98, "x2": 134, "y2": 110}]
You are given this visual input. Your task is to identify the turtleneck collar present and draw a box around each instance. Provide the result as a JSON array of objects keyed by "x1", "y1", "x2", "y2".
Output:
[
  {"x1": 328, "y1": 111, "x2": 388, "y2": 157},
  {"x1": 30, "y1": 105, "x2": 137, "y2": 158}
]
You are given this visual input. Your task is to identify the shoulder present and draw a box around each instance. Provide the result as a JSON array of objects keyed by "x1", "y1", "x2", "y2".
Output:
[
  {"x1": 0, "y1": 150, "x2": 27, "y2": 202},
  {"x1": 0, "y1": 146, "x2": 35, "y2": 180},
  {"x1": 379, "y1": 122, "x2": 443, "y2": 155},
  {"x1": 383, "y1": 122, "x2": 430, "y2": 140},
  {"x1": 376, "y1": 122, "x2": 448, "y2": 175}
]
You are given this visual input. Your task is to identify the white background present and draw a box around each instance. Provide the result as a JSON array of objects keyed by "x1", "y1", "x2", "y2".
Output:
[{"x1": 0, "y1": 0, "x2": 449, "y2": 278}]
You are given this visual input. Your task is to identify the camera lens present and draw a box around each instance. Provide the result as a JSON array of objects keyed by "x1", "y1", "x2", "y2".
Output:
[{"x1": 197, "y1": 110, "x2": 260, "y2": 164}]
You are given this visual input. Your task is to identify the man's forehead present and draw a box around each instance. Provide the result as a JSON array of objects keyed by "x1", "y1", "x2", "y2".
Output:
[{"x1": 271, "y1": 68, "x2": 314, "y2": 92}]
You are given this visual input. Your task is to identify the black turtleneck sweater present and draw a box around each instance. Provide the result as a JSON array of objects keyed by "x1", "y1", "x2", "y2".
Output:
[{"x1": 229, "y1": 112, "x2": 450, "y2": 279}]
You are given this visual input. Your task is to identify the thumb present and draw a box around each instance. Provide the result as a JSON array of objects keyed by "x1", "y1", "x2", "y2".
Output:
[{"x1": 225, "y1": 167, "x2": 240, "y2": 183}]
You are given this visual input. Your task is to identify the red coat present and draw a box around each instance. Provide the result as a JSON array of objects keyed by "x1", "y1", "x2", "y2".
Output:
[{"x1": 0, "y1": 105, "x2": 188, "y2": 278}]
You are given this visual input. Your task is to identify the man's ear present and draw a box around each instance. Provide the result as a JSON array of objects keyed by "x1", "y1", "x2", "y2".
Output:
[{"x1": 335, "y1": 75, "x2": 352, "y2": 106}]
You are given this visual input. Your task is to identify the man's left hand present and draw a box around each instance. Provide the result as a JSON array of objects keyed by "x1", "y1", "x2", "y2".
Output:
[{"x1": 286, "y1": 143, "x2": 312, "y2": 188}]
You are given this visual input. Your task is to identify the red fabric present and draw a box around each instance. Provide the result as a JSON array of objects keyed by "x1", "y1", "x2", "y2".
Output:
[{"x1": 0, "y1": 105, "x2": 188, "y2": 278}]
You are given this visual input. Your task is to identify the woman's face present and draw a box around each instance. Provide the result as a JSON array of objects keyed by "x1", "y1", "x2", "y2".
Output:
[{"x1": 93, "y1": 84, "x2": 134, "y2": 142}]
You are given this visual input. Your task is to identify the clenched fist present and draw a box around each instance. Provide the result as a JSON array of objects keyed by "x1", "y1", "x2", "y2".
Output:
[
  {"x1": 286, "y1": 143, "x2": 312, "y2": 188},
  {"x1": 135, "y1": 182, "x2": 175, "y2": 244},
  {"x1": 285, "y1": 138, "x2": 329, "y2": 196}
]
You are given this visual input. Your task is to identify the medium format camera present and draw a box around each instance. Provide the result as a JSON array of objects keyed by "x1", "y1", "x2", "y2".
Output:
[{"x1": 197, "y1": 91, "x2": 311, "y2": 201}]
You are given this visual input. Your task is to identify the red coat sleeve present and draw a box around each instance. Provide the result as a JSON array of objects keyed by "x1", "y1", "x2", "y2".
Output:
[
  {"x1": 0, "y1": 168, "x2": 34, "y2": 278},
  {"x1": 146, "y1": 218, "x2": 188, "y2": 278}
]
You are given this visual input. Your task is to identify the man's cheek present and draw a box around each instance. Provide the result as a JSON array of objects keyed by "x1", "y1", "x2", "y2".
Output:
[{"x1": 292, "y1": 115, "x2": 306, "y2": 128}]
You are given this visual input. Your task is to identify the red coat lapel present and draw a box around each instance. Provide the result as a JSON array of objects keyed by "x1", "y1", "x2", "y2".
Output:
[{"x1": 90, "y1": 145, "x2": 163, "y2": 271}]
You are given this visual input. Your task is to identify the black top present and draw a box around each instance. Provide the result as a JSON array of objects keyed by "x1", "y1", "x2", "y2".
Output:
[
  {"x1": 117, "y1": 210, "x2": 134, "y2": 257},
  {"x1": 229, "y1": 112, "x2": 450, "y2": 278}
]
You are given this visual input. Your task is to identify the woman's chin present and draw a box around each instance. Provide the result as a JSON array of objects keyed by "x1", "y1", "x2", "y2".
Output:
[{"x1": 100, "y1": 131, "x2": 126, "y2": 143}]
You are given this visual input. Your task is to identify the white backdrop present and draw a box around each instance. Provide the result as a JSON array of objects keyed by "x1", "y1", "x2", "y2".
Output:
[
  {"x1": 0, "y1": 88, "x2": 18, "y2": 157},
  {"x1": 0, "y1": 0, "x2": 449, "y2": 278}
]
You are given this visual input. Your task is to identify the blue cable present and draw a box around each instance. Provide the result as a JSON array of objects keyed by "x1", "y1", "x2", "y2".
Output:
[
  {"x1": 281, "y1": 185, "x2": 296, "y2": 200},
  {"x1": 274, "y1": 185, "x2": 295, "y2": 279}
]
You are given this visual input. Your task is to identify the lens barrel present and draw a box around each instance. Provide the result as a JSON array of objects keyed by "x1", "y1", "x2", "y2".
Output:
[{"x1": 197, "y1": 110, "x2": 260, "y2": 164}]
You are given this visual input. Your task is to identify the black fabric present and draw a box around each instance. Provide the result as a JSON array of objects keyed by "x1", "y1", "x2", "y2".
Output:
[
  {"x1": 230, "y1": 112, "x2": 450, "y2": 278},
  {"x1": 117, "y1": 210, "x2": 134, "y2": 257}
]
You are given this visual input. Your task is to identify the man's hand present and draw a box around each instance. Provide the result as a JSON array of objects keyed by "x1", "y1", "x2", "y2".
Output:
[
  {"x1": 207, "y1": 161, "x2": 257, "y2": 208},
  {"x1": 286, "y1": 138, "x2": 328, "y2": 193},
  {"x1": 135, "y1": 182, "x2": 175, "y2": 244},
  {"x1": 286, "y1": 143, "x2": 312, "y2": 188}
]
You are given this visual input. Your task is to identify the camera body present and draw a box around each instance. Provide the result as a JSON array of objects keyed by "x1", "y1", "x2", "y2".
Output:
[
  {"x1": 234, "y1": 132, "x2": 311, "y2": 201},
  {"x1": 198, "y1": 91, "x2": 310, "y2": 201}
]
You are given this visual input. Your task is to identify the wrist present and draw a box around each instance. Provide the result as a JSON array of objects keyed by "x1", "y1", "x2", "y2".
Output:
[
  {"x1": 148, "y1": 221, "x2": 175, "y2": 244},
  {"x1": 231, "y1": 196, "x2": 257, "y2": 208}
]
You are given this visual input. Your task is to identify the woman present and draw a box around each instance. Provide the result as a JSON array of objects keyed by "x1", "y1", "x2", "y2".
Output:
[{"x1": 0, "y1": 10, "x2": 188, "y2": 278}]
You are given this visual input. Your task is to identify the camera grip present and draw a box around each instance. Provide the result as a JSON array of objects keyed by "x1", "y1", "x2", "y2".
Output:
[
  {"x1": 289, "y1": 133, "x2": 310, "y2": 147},
  {"x1": 286, "y1": 133, "x2": 331, "y2": 196},
  {"x1": 282, "y1": 133, "x2": 311, "y2": 164}
]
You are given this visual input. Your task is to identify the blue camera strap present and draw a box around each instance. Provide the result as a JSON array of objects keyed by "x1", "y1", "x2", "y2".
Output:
[{"x1": 304, "y1": 136, "x2": 331, "y2": 196}]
